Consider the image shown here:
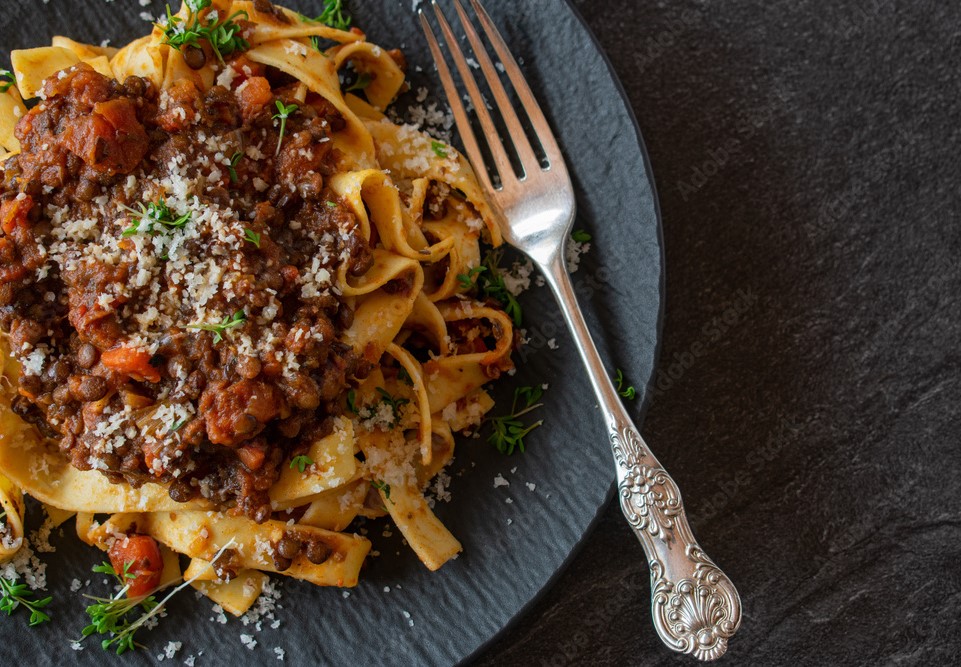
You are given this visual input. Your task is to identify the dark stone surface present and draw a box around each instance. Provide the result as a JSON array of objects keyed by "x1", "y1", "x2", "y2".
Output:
[{"x1": 477, "y1": 0, "x2": 961, "y2": 665}]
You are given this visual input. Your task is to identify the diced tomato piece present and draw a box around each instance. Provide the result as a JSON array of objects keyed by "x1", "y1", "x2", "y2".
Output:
[
  {"x1": 153, "y1": 79, "x2": 201, "y2": 133},
  {"x1": 236, "y1": 76, "x2": 273, "y2": 122},
  {"x1": 108, "y1": 534, "x2": 163, "y2": 598},
  {"x1": 0, "y1": 195, "x2": 34, "y2": 235},
  {"x1": 61, "y1": 98, "x2": 148, "y2": 175},
  {"x1": 100, "y1": 346, "x2": 162, "y2": 383},
  {"x1": 199, "y1": 379, "x2": 282, "y2": 446}
]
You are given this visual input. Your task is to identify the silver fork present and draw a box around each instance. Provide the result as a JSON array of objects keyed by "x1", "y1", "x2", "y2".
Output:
[{"x1": 419, "y1": 0, "x2": 742, "y2": 661}]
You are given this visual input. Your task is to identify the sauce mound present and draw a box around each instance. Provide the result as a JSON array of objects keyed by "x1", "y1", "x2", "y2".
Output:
[{"x1": 0, "y1": 63, "x2": 376, "y2": 521}]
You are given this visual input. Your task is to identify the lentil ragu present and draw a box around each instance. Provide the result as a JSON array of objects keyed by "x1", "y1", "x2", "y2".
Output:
[{"x1": 0, "y1": 60, "x2": 384, "y2": 522}]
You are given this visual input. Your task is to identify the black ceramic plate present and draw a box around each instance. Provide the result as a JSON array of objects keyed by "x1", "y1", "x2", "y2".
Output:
[{"x1": 0, "y1": 1, "x2": 662, "y2": 664}]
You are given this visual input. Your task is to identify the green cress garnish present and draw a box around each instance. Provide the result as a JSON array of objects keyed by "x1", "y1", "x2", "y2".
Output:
[
  {"x1": 371, "y1": 479, "x2": 393, "y2": 503},
  {"x1": 159, "y1": 0, "x2": 249, "y2": 66},
  {"x1": 455, "y1": 248, "x2": 523, "y2": 326},
  {"x1": 430, "y1": 140, "x2": 448, "y2": 158},
  {"x1": 345, "y1": 72, "x2": 372, "y2": 93},
  {"x1": 374, "y1": 387, "x2": 410, "y2": 425},
  {"x1": 614, "y1": 368, "x2": 637, "y2": 400},
  {"x1": 81, "y1": 539, "x2": 236, "y2": 654},
  {"x1": 0, "y1": 70, "x2": 14, "y2": 94},
  {"x1": 227, "y1": 151, "x2": 243, "y2": 183},
  {"x1": 120, "y1": 199, "x2": 191, "y2": 237},
  {"x1": 290, "y1": 455, "x2": 314, "y2": 473},
  {"x1": 272, "y1": 100, "x2": 299, "y2": 155},
  {"x1": 243, "y1": 228, "x2": 261, "y2": 248},
  {"x1": 187, "y1": 310, "x2": 246, "y2": 344},
  {"x1": 0, "y1": 577, "x2": 52, "y2": 627},
  {"x1": 486, "y1": 386, "x2": 545, "y2": 455},
  {"x1": 299, "y1": 0, "x2": 351, "y2": 31}
]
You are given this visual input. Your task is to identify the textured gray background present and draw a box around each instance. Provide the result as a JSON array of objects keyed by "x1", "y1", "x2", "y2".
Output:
[{"x1": 479, "y1": 1, "x2": 961, "y2": 665}]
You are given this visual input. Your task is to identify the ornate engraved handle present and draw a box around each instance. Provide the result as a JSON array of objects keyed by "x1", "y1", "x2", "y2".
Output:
[
  {"x1": 542, "y1": 254, "x2": 742, "y2": 660},
  {"x1": 610, "y1": 417, "x2": 741, "y2": 660}
]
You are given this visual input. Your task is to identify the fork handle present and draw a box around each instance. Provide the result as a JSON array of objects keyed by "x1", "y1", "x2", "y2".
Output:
[{"x1": 540, "y1": 252, "x2": 742, "y2": 661}]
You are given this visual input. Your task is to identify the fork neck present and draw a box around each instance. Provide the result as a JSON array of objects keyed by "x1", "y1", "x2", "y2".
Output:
[{"x1": 537, "y1": 252, "x2": 627, "y2": 422}]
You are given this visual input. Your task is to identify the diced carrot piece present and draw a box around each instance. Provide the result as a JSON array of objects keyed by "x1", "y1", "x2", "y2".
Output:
[
  {"x1": 237, "y1": 443, "x2": 266, "y2": 471},
  {"x1": 100, "y1": 346, "x2": 161, "y2": 383}
]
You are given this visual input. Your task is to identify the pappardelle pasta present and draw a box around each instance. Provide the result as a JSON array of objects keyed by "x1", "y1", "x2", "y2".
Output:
[{"x1": 0, "y1": 0, "x2": 520, "y2": 646}]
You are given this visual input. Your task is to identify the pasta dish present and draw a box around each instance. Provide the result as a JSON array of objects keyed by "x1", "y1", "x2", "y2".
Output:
[{"x1": 0, "y1": 0, "x2": 520, "y2": 647}]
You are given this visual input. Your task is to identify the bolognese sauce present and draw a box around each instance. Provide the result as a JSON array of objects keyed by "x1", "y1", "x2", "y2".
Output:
[{"x1": 0, "y1": 61, "x2": 377, "y2": 522}]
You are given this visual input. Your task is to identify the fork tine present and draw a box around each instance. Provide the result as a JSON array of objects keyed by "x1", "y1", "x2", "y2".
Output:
[
  {"x1": 468, "y1": 0, "x2": 566, "y2": 169},
  {"x1": 418, "y1": 10, "x2": 495, "y2": 194},
  {"x1": 429, "y1": 0, "x2": 517, "y2": 185},
  {"x1": 451, "y1": 0, "x2": 539, "y2": 174}
]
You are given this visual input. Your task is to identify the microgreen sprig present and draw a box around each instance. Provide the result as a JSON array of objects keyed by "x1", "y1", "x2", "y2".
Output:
[
  {"x1": 0, "y1": 69, "x2": 14, "y2": 94},
  {"x1": 272, "y1": 99, "x2": 299, "y2": 155},
  {"x1": 93, "y1": 561, "x2": 136, "y2": 588},
  {"x1": 571, "y1": 229, "x2": 592, "y2": 243},
  {"x1": 159, "y1": 1, "x2": 249, "y2": 66},
  {"x1": 375, "y1": 387, "x2": 410, "y2": 424},
  {"x1": 430, "y1": 140, "x2": 448, "y2": 158},
  {"x1": 120, "y1": 199, "x2": 191, "y2": 238},
  {"x1": 349, "y1": 387, "x2": 409, "y2": 428},
  {"x1": 80, "y1": 538, "x2": 236, "y2": 655},
  {"x1": 456, "y1": 249, "x2": 522, "y2": 326},
  {"x1": 81, "y1": 591, "x2": 157, "y2": 655},
  {"x1": 290, "y1": 455, "x2": 314, "y2": 473},
  {"x1": 345, "y1": 72, "x2": 372, "y2": 93},
  {"x1": 0, "y1": 577, "x2": 52, "y2": 627},
  {"x1": 487, "y1": 386, "x2": 545, "y2": 455},
  {"x1": 228, "y1": 151, "x2": 243, "y2": 183},
  {"x1": 187, "y1": 310, "x2": 246, "y2": 344},
  {"x1": 299, "y1": 0, "x2": 352, "y2": 31},
  {"x1": 371, "y1": 479, "x2": 394, "y2": 504},
  {"x1": 456, "y1": 265, "x2": 486, "y2": 290},
  {"x1": 243, "y1": 228, "x2": 261, "y2": 248},
  {"x1": 614, "y1": 369, "x2": 637, "y2": 400}
]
